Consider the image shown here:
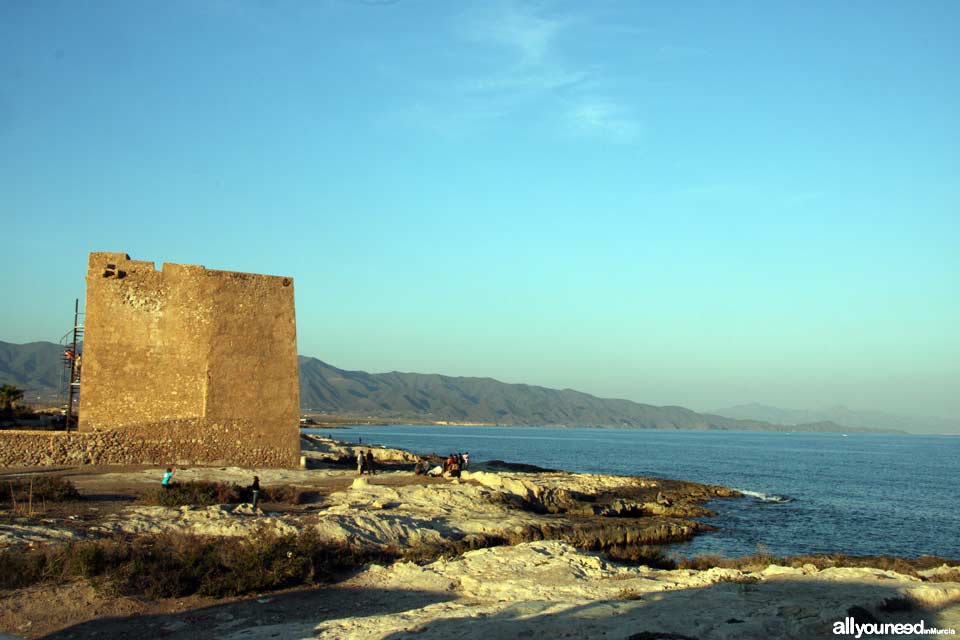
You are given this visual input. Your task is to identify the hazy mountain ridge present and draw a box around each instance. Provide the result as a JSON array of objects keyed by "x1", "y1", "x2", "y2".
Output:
[
  {"x1": 299, "y1": 358, "x2": 897, "y2": 431},
  {"x1": 0, "y1": 341, "x2": 902, "y2": 432},
  {"x1": 0, "y1": 341, "x2": 65, "y2": 402},
  {"x1": 712, "y1": 402, "x2": 958, "y2": 435},
  {"x1": 300, "y1": 356, "x2": 716, "y2": 428}
]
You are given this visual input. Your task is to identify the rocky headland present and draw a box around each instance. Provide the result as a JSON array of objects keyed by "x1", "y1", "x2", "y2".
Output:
[{"x1": 0, "y1": 434, "x2": 957, "y2": 639}]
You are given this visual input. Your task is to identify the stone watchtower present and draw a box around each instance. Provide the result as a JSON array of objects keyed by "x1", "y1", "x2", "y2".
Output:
[{"x1": 79, "y1": 252, "x2": 300, "y2": 468}]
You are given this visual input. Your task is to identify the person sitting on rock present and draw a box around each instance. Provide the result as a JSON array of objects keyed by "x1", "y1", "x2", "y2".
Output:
[
  {"x1": 656, "y1": 491, "x2": 671, "y2": 507},
  {"x1": 444, "y1": 454, "x2": 457, "y2": 474},
  {"x1": 426, "y1": 464, "x2": 443, "y2": 477}
]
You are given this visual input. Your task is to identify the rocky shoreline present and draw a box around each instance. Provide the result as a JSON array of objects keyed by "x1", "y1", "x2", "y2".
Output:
[{"x1": 1, "y1": 435, "x2": 958, "y2": 639}]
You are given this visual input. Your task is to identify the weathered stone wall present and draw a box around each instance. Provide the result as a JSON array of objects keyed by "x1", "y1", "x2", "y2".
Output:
[
  {"x1": 75, "y1": 252, "x2": 300, "y2": 468},
  {"x1": 0, "y1": 429, "x2": 293, "y2": 468}
]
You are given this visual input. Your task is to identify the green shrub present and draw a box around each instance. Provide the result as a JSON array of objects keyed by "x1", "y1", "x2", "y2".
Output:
[
  {"x1": 141, "y1": 481, "x2": 241, "y2": 507},
  {"x1": 261, "y1": 484, "x2": 316, "y2": 505},
  {"x1": 0, "y1": 547, "x2": 51, "y2": 588},
  {"x1": 602, "y1": 544, "x2": 676, "y2": 569},
  {"x1": 118, "y1": 534, "x2": 223, "y2": 598},
  {"x1": 0, "y1": 530, "x2": 402, "y2": 598},
  {"x1": 1, "y1": 476, "x2": 81, "y2": 504},
  {"x1": 61, "y1": 543, "x2": 111, "y2": 579},
  {"x1": 140, "y1": 481, "x2": 314, "y2": 507}
]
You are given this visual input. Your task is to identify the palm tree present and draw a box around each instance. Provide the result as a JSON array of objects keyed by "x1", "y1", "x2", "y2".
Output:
[{"x1": 0, "y1": 384, "x2": 24, "y2": 412}]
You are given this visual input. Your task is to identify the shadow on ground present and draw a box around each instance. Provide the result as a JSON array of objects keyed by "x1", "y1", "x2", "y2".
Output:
[
  {"x1": 24, "y1": 568, "x2": 960, "y2": 639},
  {"x1": 40, "y1": 586, "x2": 458, "y2": 640},
  {"x1": 362, "y1": 577, "x2": 959, "y2": 640}
]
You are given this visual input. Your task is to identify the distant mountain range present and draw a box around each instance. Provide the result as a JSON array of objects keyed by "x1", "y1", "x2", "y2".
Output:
[
  {"x1": 298, "y1": 356, "x2": 884, "y2": 432},
  {"x1": 0, "y1": 340, "x2": 905, "y2": 433},
  {"x1": 0, "y1": 341, "x2": 65, "y2": 403},
  {"x1": 712, "y1": 403, "x2": 958, "y2": 435}
]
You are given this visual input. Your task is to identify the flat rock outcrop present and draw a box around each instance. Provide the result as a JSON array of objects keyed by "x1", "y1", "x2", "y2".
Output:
[
  {"x1": 23, "y1": 467, "x2": 719, "y2": 556},
  {"x1": 311, "y1": 541, "x2": 960, "y2": 640},
  {"x1": 300, "y1": 434, "x2": 421, "y2": 467}
]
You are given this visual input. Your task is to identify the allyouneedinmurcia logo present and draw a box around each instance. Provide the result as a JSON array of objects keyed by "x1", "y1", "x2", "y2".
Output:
[{"x1": 833, "y1": 617, "x2": 956, "y2": 637}]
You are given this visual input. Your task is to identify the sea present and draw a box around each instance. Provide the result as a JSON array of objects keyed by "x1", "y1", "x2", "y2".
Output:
[{"x1": 304, "y1": 425, "x2": 960, "y2": 560}]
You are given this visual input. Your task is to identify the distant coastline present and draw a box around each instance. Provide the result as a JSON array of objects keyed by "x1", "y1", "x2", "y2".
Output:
[{"x1": 300, "y1": 413, "x2": 906, "y2": 434}]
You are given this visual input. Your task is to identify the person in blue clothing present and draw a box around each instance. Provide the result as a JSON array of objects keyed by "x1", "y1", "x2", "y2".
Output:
[{"x1": 161, "y1": 467, "x2": 174, "y2": 489}]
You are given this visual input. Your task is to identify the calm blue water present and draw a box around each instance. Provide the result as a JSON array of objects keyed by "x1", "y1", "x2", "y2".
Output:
[{"x1": 305, "y1": 425, "x2": 960, "y2": 560}]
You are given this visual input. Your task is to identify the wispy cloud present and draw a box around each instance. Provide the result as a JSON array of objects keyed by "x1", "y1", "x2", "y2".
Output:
[
  {"x1": 565, "y1": 100, "x2": 642, "y2": 142},
  {"x1": 391, "y1": 2, "x2": 642, "y2": 142},
  {"x1": 455, "y1": 4, "x2": 586, "y2": 94},
  {"x1": 459, "y1": 5, "x2": 568, "y2": 67}
]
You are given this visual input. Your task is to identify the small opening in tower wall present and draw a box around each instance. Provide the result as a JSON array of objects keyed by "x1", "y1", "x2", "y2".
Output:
[
  {"x1": 102, "y1": 269, "x2": 115, "y2": 278},
  {"x1": 282, "y1": 278, "x2": 291, "y2": 286}
]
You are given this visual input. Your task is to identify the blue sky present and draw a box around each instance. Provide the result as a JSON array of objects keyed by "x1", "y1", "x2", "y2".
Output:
[{"x1": 2, "y1": 1, "x2": 958, "y2": 418}]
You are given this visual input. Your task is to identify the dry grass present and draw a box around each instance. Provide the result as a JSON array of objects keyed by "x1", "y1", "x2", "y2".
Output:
[
  {"x1": 2, "y1": 529, "x2": 954, "y2": 603},
  {"x1": 2, "y1": 476, "x2": 81, "y2": 505},
  {"x1": 261, "y1": 484, "x2": 317, "y2": 505},
  {"x1": 0, "y1": 529, "x2": 518, "y2": 600},
  {"x1": 674, "y1": 551, "x2": 959, "y2": 578},
  {"x1": 0, "y1": 530, "x2": 393, "y2": 598},
  {"x1": 2, "y1": 476, "x2": 81, "y2": 516},
  {"x1": 3, "y1": 527, "x2": 658, "y2": 600}
]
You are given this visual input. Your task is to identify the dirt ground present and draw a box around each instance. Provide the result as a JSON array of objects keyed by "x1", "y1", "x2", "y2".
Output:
[
  {"x1": 1, "y1": 574, "x2": 459, "y2": 639},
  {"x1": 0, "y1": 463, "x2": 453, "y2": 526}
]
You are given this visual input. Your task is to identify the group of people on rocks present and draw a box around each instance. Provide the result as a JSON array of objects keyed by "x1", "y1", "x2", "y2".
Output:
[
  {"x1": 356, "y1": 449, "x2": 377, "y2": 475},
  {"x1": 447, "y1": 452, "x2": 469, "y2": 472},
  {"x1": 415, "y1": 451, "x2": 469, "y2": 478},
  {"x1": 160, "y1": 443, "x2": 472, "y2": 509}
]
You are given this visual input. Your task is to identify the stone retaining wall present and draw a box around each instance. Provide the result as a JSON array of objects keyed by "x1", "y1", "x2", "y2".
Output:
[{"x1": 0, "y1": 425, "x2": 297, "y2": 468}]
